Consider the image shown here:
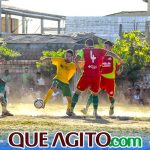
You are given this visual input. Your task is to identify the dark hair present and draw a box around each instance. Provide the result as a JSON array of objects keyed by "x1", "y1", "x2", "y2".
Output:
[
  {"x1": 85, "y1": 38, "x2": 94, "y2": 47},
  {"x1": 104, "y1": 41, "x2": 113, "y2": 47},
  {"x1": 66, "y1": 49, "x2": 74, "y2": 56}
]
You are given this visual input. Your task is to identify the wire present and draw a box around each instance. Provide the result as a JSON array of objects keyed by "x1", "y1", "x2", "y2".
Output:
[{"x1": 34, "y1": 25, "x2": 41, "y2": 34}]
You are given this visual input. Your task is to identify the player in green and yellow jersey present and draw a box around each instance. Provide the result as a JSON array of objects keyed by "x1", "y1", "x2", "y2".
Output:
[{"x1": 41, "y1": 50, "x2": 76, "y2": 115}]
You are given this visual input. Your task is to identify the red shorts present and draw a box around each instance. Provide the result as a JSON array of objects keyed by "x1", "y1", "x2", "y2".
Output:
[
  {"x1": 77, "y1": 75, "x2": 100, "y2": 93},
  {"x1": 100, "y1": 76, "x2": 115, "y2": 97}
]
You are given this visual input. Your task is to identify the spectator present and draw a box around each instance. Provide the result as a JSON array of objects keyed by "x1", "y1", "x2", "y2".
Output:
[
  {"x1": 20, "y1": 67, "x2": 34, "y2": 97},
  {"x1": 21, "y1": 67, "x2": 33, "y2": 88},
  {"x1": 2, "y1": 69, "x2": 12, "y2": 83},
  {"x1": 2, "y1": 69, "x2": 13, "y2": 96},
  {"x1": 132, "y1": 85, "x2": 145, "y2": 105}
]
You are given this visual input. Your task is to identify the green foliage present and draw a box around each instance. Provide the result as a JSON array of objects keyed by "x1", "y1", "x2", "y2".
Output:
[
  {"x1": 0, "y1": 42, "x2": 21, "y2": 60},
  {"x1": 40, "y1": 49, "x2": 66, "y2": 59},
  {"x1": 113, "y1": 30, "x2": 150, "y2": 85},
  {"x1": 36, "y1": 49, "x2": 66, "y2": 73},
  {"x1": 94, "y1": 38, "x2": 104, "y2": 48}
]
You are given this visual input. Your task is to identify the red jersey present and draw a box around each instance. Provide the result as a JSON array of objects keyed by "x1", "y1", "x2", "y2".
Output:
[
  {"x1": 101, "y1": 56, "x2": 114, "y2": 74},
  {"x1": 83, "y1": 48, "x2": 106, "y2": 77},
  {"x1": 101, "y1": 55, "x2": 120, "y2": 79}
]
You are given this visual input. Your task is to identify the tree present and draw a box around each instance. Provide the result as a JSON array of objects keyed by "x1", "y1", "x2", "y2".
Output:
[
  {"x1": 113, "y1": 30, "x2": 150, "y2": 86},
  {"x1": 36, "y1": 49, "x2": 66, "y2": 76},
  {"x1": 0, "y1": 42, "x2": 21, "y2": 60},
  {"x1": 94, "y1": 38, "x2": 104, "y2": 48}
]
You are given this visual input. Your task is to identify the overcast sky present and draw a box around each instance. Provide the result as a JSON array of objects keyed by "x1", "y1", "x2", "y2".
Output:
[
  {"x1": 1, "y1": 0, "x2": 147, "y2": 34},
  {"x1": 3, "y1": 0, "x2": 147, "y2": 16}
]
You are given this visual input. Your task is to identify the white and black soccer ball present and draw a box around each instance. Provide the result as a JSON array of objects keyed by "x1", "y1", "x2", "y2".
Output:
[{"x1": 34, "y1": 98, "x2": 44, "y2": 109}]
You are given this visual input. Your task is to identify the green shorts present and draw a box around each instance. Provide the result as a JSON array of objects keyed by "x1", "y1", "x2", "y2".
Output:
[{"x1": 52, "y1": 79, "x2": 71, "y2": 97}]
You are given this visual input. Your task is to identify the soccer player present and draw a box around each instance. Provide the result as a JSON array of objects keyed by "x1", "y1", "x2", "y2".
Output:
[
  {"x1": 0, "y1": 78, "x2": 13, "y2": 117},
  {"x1": 81, "y1": 41, "x2": 123, "y2": 116},
  {"x1": 41, "y1": 50, "x2": 76, "y2": 115},
  {"x1": 67, "y1": 38, "x2": 107, "y2": 117}
]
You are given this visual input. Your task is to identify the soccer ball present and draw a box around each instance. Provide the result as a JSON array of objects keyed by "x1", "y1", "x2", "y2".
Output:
[{"x1": 34, "y1": 98, "x2": 44, "y2": 109}]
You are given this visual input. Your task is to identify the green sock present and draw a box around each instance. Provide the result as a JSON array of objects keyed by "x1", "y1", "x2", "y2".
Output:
[
  {"x1": 85, "y1": 94, "x2": 93, "y2": 111},
  {"x1": 109, "y1": 97, "x2": 115, "y2": 108},
  {"x1": 70, "y1": 93, "x2": 79, "y2": 112},
  {"x1": 93, "y1": 96, "x2": 98, "y2": 111}
]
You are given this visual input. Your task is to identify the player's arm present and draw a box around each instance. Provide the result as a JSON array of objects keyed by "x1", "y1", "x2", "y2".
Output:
[
  {"x1": 116, "y1": 65, "x2": 124, "y2": 76},
  {"x1": 68, "y1": 64, "x2": 77, "y2": 80},
  {"x1": 75, "y1": 50, "x2": 83, "y2": 73},
  {"x1": 106, "y1": 51, "x2": 124, "y2": 64},
  {"x1": 41, "y1": 57, "x2": 63, "y2": 65},
  {"x1": 40, "y1": 57, "x2": 51, "y2": 63}
]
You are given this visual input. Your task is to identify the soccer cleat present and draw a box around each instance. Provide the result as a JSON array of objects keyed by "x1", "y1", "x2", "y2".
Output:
[
  {"x1": 81, "y1": 108, "x2": 87, "y2": 115},
  {"x1": 93, "y1": 111, "x2": 98, "y2": 118},
  {"x1": 66, "y1": 109, "x2": 71, "y2": 116},
  {"x1": 66, "y1": 111, "x2": 76, "y2": 117},
  {"x1": 2, "y1": 111, "x2": 14, "y2": 117},
  {"x1": 109, "y1": 106, "x2": 114, "y2": 116}
]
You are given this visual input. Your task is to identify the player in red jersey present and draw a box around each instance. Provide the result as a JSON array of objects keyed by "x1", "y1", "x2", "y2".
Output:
[
  {"x1": 68, "y1": 39, "x2": 121, "y2": 117},
  {"x1": 81, "y1": 41, "x2": 124, "y2": 116}
]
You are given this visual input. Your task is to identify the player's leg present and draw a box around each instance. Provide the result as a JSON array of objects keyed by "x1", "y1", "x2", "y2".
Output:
[
  {"x1": 1, "y1": 93, "x2": 13, "y2": 117},
  {"x1": 66, "y1": 96, "x2": 71, "y2": 113},
  {"x1": 43, "y1": 79, "x2": 58, "y2": 106},
  {"x1": 81, "y1": 93, "x2": 93, "y2": 115},
  {"x1": 90, "y1": 76, "x2": 101, "y2": 118},
  {"x1": 105, "y1": 78, "x2": 115, "y2": 116},
  {"x1": 92, "y1": 92, "x2": 99, "y2": 118},
  {"x1": 109, "y1": 96, "x2": 115, "y2": 116},
  {"x1": 69, "y1": 89, "x2": 81, "y2": 116},
  {"x1": 68, "y1": 76, "x2": 89, "y2": 116},
  {"x1": 60, "y1": 83, "x2": 72, "y2": 115}
]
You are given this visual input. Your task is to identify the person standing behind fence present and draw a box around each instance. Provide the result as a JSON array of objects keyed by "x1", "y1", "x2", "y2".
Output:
[
  {"x1": 2, "y1": 69, "x2": 13, "y2": 95},
  {"x1": 2, "y1": 70, "x2": 12, "y2": 83},
  {"x1": 20, "y1": 67, "x2": 34, "y2": 96},
  {"x1": 21, "y1": 67, "x2": 34, "y2": 88}
]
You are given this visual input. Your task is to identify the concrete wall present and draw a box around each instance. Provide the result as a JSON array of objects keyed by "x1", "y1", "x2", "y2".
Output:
[
  {"x1": 65, "y1": 16, "x2": 150, "y2": 42},
  {"x1": 6, "y1": 43, "x2": 82, "y2": 60}
]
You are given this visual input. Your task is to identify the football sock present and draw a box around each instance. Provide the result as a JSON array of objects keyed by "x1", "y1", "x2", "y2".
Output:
[
  {"x1": 70, "y1": 93, "x2": 79, "y2": 112},
  {"x1": 93, "y1": 95, "x2": 99, "y2": 111},
  {"x1": 66, "y1": 96, "x2": 71, "y2": 112},
  {"x1": 85, "y1": 94, "x2": 93, "y2": 111},
  {"x1": 43, "y1": 88, "x2": 54, "y2": 105},
  {"x1": 109, "y1": 97, "x2": 115, "y2": 108}
]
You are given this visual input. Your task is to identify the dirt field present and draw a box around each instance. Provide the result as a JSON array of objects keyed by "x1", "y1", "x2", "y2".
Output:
[
  {"x1": 0, "y1": 103, "x2": 149, "y2": 134},
  {"x1": 0, "y1": 102, "x2": 149, "y2": 149}
]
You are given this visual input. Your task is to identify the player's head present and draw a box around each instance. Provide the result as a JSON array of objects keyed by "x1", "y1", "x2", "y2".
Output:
[
  {"x1": 104, "y1": 41, "x2": 113, "y2": 51},
  {"x1": 24, "y1": 66, "x2": 29, "y2": 73},
  {"x1": 85, "y1": 38, "x2": 94, "y2": 47},
  {"x1": 65, "y1": 49, "x2": 74, "y2": 62},
  {"x1": 4, "y1": 69, "x2": 9, "y2": 75}
]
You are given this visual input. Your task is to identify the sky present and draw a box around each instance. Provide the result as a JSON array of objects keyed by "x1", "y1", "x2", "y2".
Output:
[
  {"x1": 1, "y1": 0, "x2": 148, "y2": 34},
  {"x1": 2, "y1": 0, "x2": 147, "y2": 16}
]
